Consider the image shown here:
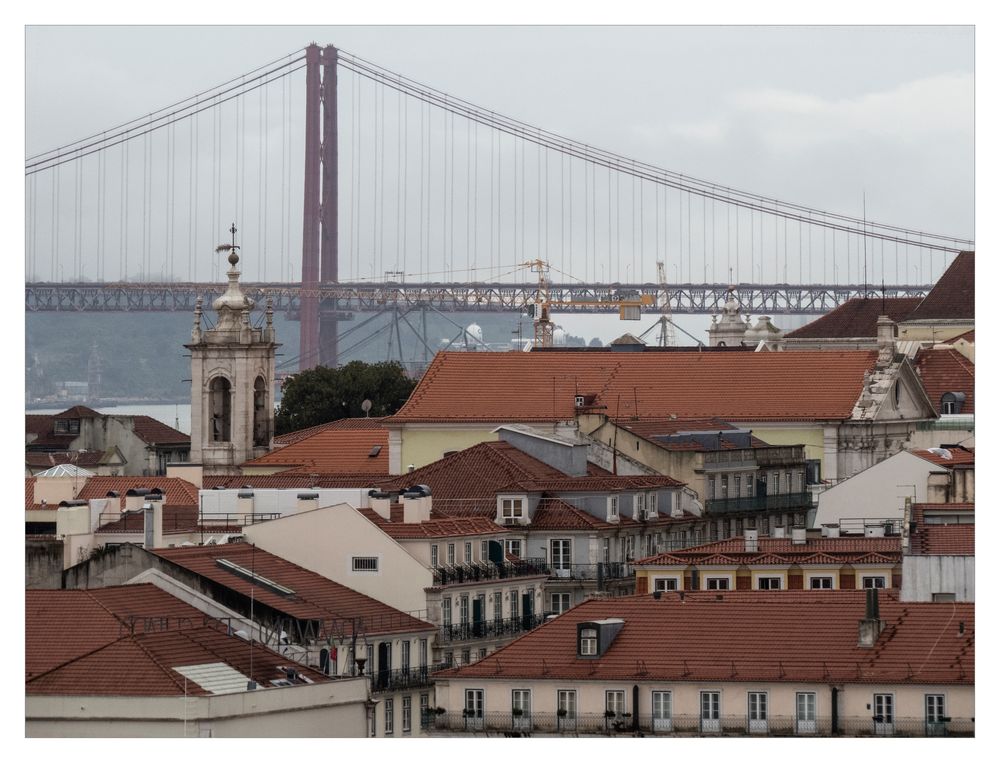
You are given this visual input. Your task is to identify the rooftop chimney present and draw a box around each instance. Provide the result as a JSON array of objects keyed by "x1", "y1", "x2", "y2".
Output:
[
  {"x1": 858, "y1": 588, "x2": 884, "y2": 648},
  {"x1": 237, "y1": 487, "x2": 254, "y2": 519},
  {"x1": 402, "y1": 485, "x2": 432, "y2": 524},
  {"x1": 876, "y1": 315, "x2": 896, "y2": 365},
  {"x1": 143, "y1": 499, "x2": 163, "y2": 549},
  {"x1": 744, "y1": 529, "x2": 759, "y2": 553},
  {"x1": 791, "y1": 526, "x2": 807, "y2": 545},
  {"x1": 124, "y1": 488, "x2": 151, "y2": 513},
  {"x1": 369, "y1": 490, "x2": 393, "y2": 521},
  {"x1": 822, "y1": 523, "x2": 840, "y2": 539},
  {"x1": 295, "y1": 492, "x2": 319, "y2": 514},
  {"x1": 772, "y1": 525, "x2": 786, "y2": 539}
]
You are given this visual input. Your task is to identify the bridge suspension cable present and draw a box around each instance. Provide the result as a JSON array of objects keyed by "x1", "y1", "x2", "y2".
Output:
[{"x1": 335, "y1": 48, "x2": 972, "y2": 254}]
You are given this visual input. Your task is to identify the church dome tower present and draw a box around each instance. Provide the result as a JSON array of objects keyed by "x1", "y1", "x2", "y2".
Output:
[{"x1": 186, "y1": 226, "x2": 279, "y2": 475}]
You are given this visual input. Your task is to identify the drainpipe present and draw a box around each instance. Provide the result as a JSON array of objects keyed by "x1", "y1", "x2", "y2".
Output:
[{"x1": 831, "y1": 686, "x2": 839, "y2": 736}]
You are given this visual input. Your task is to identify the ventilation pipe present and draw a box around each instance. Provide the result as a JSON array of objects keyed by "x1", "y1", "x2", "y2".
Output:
[{"x1": 143, "y1": 494, "x2": 163, "y2": 549}]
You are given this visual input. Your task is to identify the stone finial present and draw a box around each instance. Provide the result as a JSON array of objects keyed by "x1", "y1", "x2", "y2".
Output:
[{"x1": 192, "y1": 296, "x2": 203, "y2": 342}]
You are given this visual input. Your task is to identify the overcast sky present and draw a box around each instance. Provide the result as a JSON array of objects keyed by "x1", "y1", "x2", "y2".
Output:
[{"x1": 23, "y1": 25, "x2": 974, "y2": 337}]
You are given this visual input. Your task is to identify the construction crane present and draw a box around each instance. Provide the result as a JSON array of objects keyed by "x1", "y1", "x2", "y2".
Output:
[
  {"x1": 654, "y1": 260, "x2": 677, "y2": 347},
  {"x1": 523, "y1": 259, "x2": 654, "y2": 349}
]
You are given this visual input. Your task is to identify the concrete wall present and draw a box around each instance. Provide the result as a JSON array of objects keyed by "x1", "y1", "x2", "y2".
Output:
[
  {"x1": 901, "y1": 555, "x2": 975, "y2": 602},
  {"x1": 26, "y1": 679, "x2": 369, "y2": 737},
  {"x1": 26, "y1": 539, "x2": 64, "y2": 589},
  {"x1": 813, "y1": 451, "x2": 934, "y2": 527},
  {"x1": 242, "y1": 503, "x2": 433, "y2": 615},
  {"x1": 498, "y1": 429, "x2": 588, "y2": 476},
  {"x1": 198, "y1": 488, "x2": 370, "y2": 517}
]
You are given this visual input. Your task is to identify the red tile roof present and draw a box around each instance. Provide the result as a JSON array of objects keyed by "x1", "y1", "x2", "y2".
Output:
[
  {"x1": 909, "y1": 503, "x2": 975, "y2": 556},
  {"x1": 947, "y1": 329, "x2": 974, "y2": 344},
  {"x1": 243, "y1": 422, "x2": 389, "y2": 474},
  {"x1": 785, "y1": 297, "x2": 923, "y2": 339},
  {"x1": 76, "y1": 476, "x2": 200, "y2": 508},
  {"x1": 391, "y1": 350, "x2": 878, "y2": 423},
  {"x1": 358, "y1": 509, "x2": 505, "y2": 538},
  {"x1": 439, "y1": 591, "x2": 973, "y2": 684},
  {"x1": 25, "y1": 414, "x2": 52, "y2": 439},
  {"x1": 912, "y1": 447, "x2": 974, "y2": 468},
  {"x1": 153, "y1": 544, "x2": 434, "y2": 636},
  {"x1": 26, "y1": 585, "x2": 330, "y2": 696},
  {"x1": 905, "y1": 251, "x2": 974, "y2": 322},
  {"x1": 529, "y1": 498, "x2": 614, "y2": 530},
  {"x1": 95, "y1": 504, "x2": 201, "y2": 534},
  {"x1": 25, "y1": 451, "x2": 108, "y2": 469},
  {"x1": 131, "y1": 416, "x2": 190, "y2": 445},
  {"x1": 53, "y1": 405, "x2": 103, "y2": 419},
  {"x1": 203, "y1": 474, "x2": 388, "y2": 490},
  {"x1": 273, "y1": 417, "x2": 388, "y2": 446},
  {"x1": 914, "y1": 348, "x2": 974, "y2": 413},
  {"x1": 636, "y1": 535, "x2": 902, "y2": 566}
]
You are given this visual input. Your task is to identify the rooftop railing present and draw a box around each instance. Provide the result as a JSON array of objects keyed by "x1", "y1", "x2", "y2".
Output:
[
  {"x1": 370, "y1": 665, "x2": 436, "y2": 693},
  {"x1": 432, "y1": 558, "x2": 550, "y2": 586},
  {"x1": 704, "y1": 492, "x2": 812, "y2": 516},
  {"x1": 426, "y1": 711, "x2": 973, "y2": 737}
]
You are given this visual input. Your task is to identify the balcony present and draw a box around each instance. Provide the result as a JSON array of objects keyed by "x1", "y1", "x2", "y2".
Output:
[
  {"x1": 704, "y1": 492, "x2": 812, "y2": 516},
  {"x1": 438, "y1": 612, "x2": 552, "y2": 644},
  {"x1": 432, "y1": 558, "x2": 550, "y2": 586},
  {"x1": 370, "y1": 665, "x2": 435, "y2": 694},
  {"x1": 426, "y1": 711, "x2": 974, "y2": 737},
  {"x1": 548, "y1": 562, "x2": 634, "y2": 583}
]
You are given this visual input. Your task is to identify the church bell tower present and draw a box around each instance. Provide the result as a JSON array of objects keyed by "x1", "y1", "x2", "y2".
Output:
[{"x1": 187, "y1": 226, "x2": 279, "y2": 475}]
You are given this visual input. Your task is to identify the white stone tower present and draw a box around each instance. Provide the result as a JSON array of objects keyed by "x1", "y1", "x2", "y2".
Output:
[
  {"x1": 187, "y1": 226, "x2": 279, "y2": 475},
  {"x1": 707, "y1": 288, "x2": 751, "y2": 347}
]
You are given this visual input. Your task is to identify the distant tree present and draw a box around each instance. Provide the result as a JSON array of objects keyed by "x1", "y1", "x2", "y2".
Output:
[
  {"x1": 564, "y1": 334, "x2": 587, "y2": 347},
  {"x1": 588, "y1": 337, "x2": 604, "y2": 347},
  {"x1": 274, "y1": 361, "x2": 417, "y2": 435}
]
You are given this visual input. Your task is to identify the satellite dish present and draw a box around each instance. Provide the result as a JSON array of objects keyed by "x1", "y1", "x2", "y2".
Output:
[{"x1": 361, "y1": 399, "x2": 373, "y2": 417}]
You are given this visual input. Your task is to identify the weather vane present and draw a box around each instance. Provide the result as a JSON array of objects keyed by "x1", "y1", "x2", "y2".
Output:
[{"x1": 215, "y1": 223, "x2": 241, "y2": 265}]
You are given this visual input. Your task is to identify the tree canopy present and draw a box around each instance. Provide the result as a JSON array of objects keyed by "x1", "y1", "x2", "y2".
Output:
[{"x1": 274, "y1": 361, "x2": 417, "y2": 435}]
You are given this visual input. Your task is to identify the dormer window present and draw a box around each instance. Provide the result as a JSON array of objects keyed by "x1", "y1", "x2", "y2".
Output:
[
  {"x1": 577, "y1": 619, "x2": 625, "y2": 658},
  {"x1": 579, "y1": 628, "x2": 598, "y2": 656},
  {"x1": 575, "y1": 395, "x2": 586, "y2": 408},
  {"x1": 940, "y1": 392, "x2": 966, "y2": 415},
  {"x1": 499, "y1": 497, "x2": 527, "y2": 525}
]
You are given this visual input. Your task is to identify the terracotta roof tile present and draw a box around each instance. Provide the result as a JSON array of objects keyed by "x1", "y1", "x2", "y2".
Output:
[
  {"x1": 910, "y1": 502, "x2": 975, "y2": 556},
  {"x1": 946, "y1": 329, "x2": 974, "y2": 344},
  {"x1": 905, "y1": 251, "x2": 974, "y2": 322},
  {"x1": 153, "y1": 544, "x2": 435, "y2": 636},
  {"x1": 131, "y1": 416, "x2": 190, "y2": 445},
  {"x1": 26, "y1": 451, "x2": 107, "y2": 469},
  {"x1": 912, "y1": 447, "x2": 974, "y2": 468},
  {"x1": 390, "y1": 350, "x2": 878, "y2": 423},
  {"x1": 440, "y1": 591, "x2": 972, "y2": 685},
  {"x1": 358, "y1": 509, "x2": 505, "y2": 538},
  {"x1": 529, "y1": 498, "x2": 614, "y2": 530},
  {"x1": 636, "y1": 535, "x2": 901, "y2": 566},
  {"x1": 785, "y1": 297, "x2": 923, "y2": 339},
  {"x1": 53, "y1": 405, "x2": 103, "y2": 419},
  {"x1": 914, "y1": 348, "x2": 974, "y2": 413},
  {"x1": 76, "y1": 476, "x2": 200, "y2": 508},
  {"x1": 204, "y1": 474, "x2": 388, "y2": 489},
  {"x1": 243, "y1": 423, "x2": 389, "y2": 473},
  {"x1": 26, "y1": 585, "x2": 331, "y2": 696}
]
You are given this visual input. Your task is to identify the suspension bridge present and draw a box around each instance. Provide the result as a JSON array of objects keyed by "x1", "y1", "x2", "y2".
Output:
[{"x1": 24, "y1": 43, "x2": 973, "y2": 370}]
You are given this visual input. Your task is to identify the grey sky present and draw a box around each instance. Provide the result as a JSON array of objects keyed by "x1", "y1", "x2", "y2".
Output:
[{"x1": 24, "y1": 25, "x2": 973, "y2": 338}]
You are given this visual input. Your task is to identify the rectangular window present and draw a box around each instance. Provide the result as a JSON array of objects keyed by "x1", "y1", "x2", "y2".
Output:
[
  {"x1": 606, "y1": 690, "x2": 626, "y2": 716},
  {"x1": 504, "y1": 539, "x2": 522, "y2": 558},
  {"x1": 796, "y1": 692, "x2": 817, "y2": 734},
  {"x1": 748, "y1": 692, "x2": 768, "y2": 732},
  {"x1": 464, "y1": 542, "x2": 472, "y2": 563},
  {"x1": 465, "y1": 689, "x2": 484, "y2": 727},
  {"x1": 501, "y1": 498, "x2": 524, "y2": 518},
  {"x1": 459, "y1": 594, "x2": 470, "y2": 625},
  {"x1": 654, "y1": 577, "x2": 679, "y2": 591},
  {"x1": 862, "y1": 576, "x2": 887, "y2": 589},
  {"x1": 447, "y1": 543, "x2": 456, "y2": 565},
  {"x1": 551, "y1": 592, "x2": 571, "y2": 614},
  {"x1": 636, "y1": 493, "x2": 646, "y2": 516},
  {"x1": 551, "y1": 539, "x2": 571, "y2": 572},
  {"x1": 478, "y1": 648, "x2": 487, "y2": 660},
  {"x1": 430, "y1": 544, "x2": 439, "y2": 568},
  {"x1": 708, "y1": 478, "x2": 715, "y2": 500},
  {"x1": 735, "y1": 475, "x2": 742, "y2": 497},
  {"x1": 441, "y1": 597, "x2": 452, "y2": 626},
  {"x1": 461, "y1": 648, "x2": 470, "y2": 665},
  {"x1": 932, "y1": 592, "x2": 957, "y2": 602},
  {"x1": 512, "y1": 689, "x2": 531, "y2": 725},
  {"x1": 786, "y1": 472, "x2": 793, "y2": 494},
  {"x1": 757, "y1": 577, "x2": 782, "y2": 590},
  {"x1": 420, "y1": 693, "x2": 429, "y2": 729},
  {"x1": 926, "y1": 694, "x2": 946, "y2": 735},
  {"x1": 401, "y1": 640, "x2": 411, "y2": 672},
  {"x1": 608, "y1": 495, "x2": 619, "y2": 518},
  {"x1": 874, "y1": 693, "x2": 894, "y2": 734},
  {"x1": 706, "y1": 577, "x2": 730, "y2": 590},
  {"x1": 603, "y1": 537, "x2": 610, "y2": 562},
  {"x1": 493, "y1": 590, "x2": 503, "y2": 622},
  {"x1": 510, "y1": 591, "x2": 519, "y2": 621},
  {"x1": 771, "y1": 472, "x2": 779, "y2": 493},
  {"x1": 721, "y1": 475, "x2": 729, "y2": 497},
  {"x1": 648, "y1": 492, "x2": 657, "y2": 514},
  {"x1": 402, "y1": 696, "x2": 412, "y2": 734},
  {"x1": 746, "y1": 475, "x2": 754, "y2": 497},
  {"x1": 652, "y1": 691, "x2": 672, "y2": 731},
  {"x1": 580, "y1": 627, "x2": 598, "y2": 656},
  {"x1": 352, "y1": 556, "x2": 378, "y2": 572},
  {"x1": 384, "y1": 698, "x2": 394, "y2": 735},
  {"x1": 481, "y1": 540, "x2": 489, "y2": 560},
  {"x1": 558, "y1": 689, "x2": 577, "y2": 720},
  {"x1": 700, "y1": 691, "x2": 721, "y2": 732},
  {"x1": 810, "y1": 577, "x2": 834, "y2": 589},
  {"x1": 419, "y1": 639, "x2": 427, "y2": 667}
]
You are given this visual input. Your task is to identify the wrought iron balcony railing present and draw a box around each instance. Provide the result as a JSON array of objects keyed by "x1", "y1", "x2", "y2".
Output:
[
  {"x1": 432, "y1": 558, "x2": 550, "y2": 586},
  {"x1": 547, "y1": 562, "x2": 634, "y2": 583},
  {"x1": 438, "y1": 612, "x2": 552, "y2": 644},
  {"x1": 370, "y1": 665, "x2": 436, "y2": 693},
  {"x1": 704, "y1": 492, "x2": 812, "y2": 516},
  {"x1": 426, "y1": 711, "x2": 974, "y2": 737}
]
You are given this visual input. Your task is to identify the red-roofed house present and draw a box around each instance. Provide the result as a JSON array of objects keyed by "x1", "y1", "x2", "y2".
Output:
[
  {"x1": 26, "y1": 584, "x2": 370, "y2": 737},
  {"x1": 240, "y1": 418, "x2": 390, "y2": 477},
  {"x1": 25, "y1": 407, "x2": 190, "y2": 476},
  {"x1": 901, "y1": 503, "x2": 974, "y2": 603},
  {"x1": 386, "y1": 348, "x2": 936, "y2": 484},
  {"x1": 898, "y1": 251, "x2": 974, "y2": 341},
  {"x1": 431, "y1": 590, "x2": 974, "y2": 737}
]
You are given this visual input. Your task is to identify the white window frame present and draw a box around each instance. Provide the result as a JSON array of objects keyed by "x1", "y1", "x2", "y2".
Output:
[
  {"x1": 420, "y1": 693, "x2": 429, "y2": 729},
  {"x1": 430, "y1": 544, "x2": 439, "y2": 568},
  {"x1": 512, "y1": 689, "x2": 532, "y2": 729},
  {"x1": 501, "y1": 497, "x2": 525, "y2": 519},
  {"x1": 925, "y1": 694, "x2": 946, "y2": 735},
  {"x1": 551, "y1": 592, "x2": 571, "y2": 614},
  {"x1": 756, "y1": 576, "x2": 782, "y2": 590},
  {"x1": 384, "y1": 697, "x2": 394, "y2": 735},
  {"x1": 874, "y1": 693, "x2": 895, "y2": 735},
  {"x1": 401, "y1": 640, "x2": 411, "y2": 672},
  {"x1": 464, "y1": 689, "x2": 485, "y2": 728},
  {"x1": 493, "y1": 589, "x2": 503, "y2": 622},
  {"x1": 796, "y1": 692, "x2": 817, "y2": 734},
  {"x1": 654, "y1": 577, "x2": 680, "y2": 592},
  {"x1": 464, "y1": 542, "x2": 473, "y2": 563},
  {"x1": 700, "y1": 691, "x2": 721, "y2": 732},
  {"x1": 551, "y1": 538, "x2": 571, "y2": 574},
  {"x1": 809, "y1": 576, "x2": 834, "y2": 589},
  {"x1": 706, "y1": 576, "x2": 731, "y2": 590},
  {"x1": 504, "y1": 538, "x2": 522, "y2": 559},
  {"x1": 580, "y1": 628, "x2": 598, "y2": 656},
  {"x1": 402, "y1": 695, "x2": 412, "y2": 734},
  {"x1": 481, "y1": 539, "x2": 489, "y2": 560},
  {"x1": 605, "y1": 690, "x2": 626, "y2": 717},
  {"x1": 608, "y1": 495, "x2": 619, "y2": 519},
  {"x1": 862, "y1": 576, "x2": 887, "y2": 589},
  {"x1": 441, "y1": 596, "x2": 452, "y2": 627},
  {"x1": 652, "y1": 690, "x2": 672, "y2": 732},
  {"x1": 648, "y1": 492, "x2": 658, "y2": 515},
  {"x1": 635, "y1": 493, "x2": 646, "y2": 517},
  {"x1": 459, "y1": 593, "x2": 470, "y2": 625},
  {"x1": 747, "y1": 691, "x2": 768, "y2": 733},
  {"x1": 447, "y1": 543, "x2": 456, "y2": 566},
  {"x1": 558, "y1": 689, "x2": 577, "y2": 724}
]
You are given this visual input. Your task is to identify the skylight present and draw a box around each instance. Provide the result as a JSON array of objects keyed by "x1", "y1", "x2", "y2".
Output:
[{"x1": 215, "y1": 558, "x2": 296, "y2": 597}]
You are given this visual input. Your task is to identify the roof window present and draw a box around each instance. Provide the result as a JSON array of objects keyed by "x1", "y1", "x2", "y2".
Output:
[{"x1": 577, "y1": 618, "x2": 625, "y2": 658}]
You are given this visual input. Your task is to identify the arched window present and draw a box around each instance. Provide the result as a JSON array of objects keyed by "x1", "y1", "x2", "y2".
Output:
[
  {"x1": 209, "y1": 376, "x2": 232, "y2": 442},
  {"x1": 940, "y1": 392, "x2": 966, "y2": 415},
  {"x1": 253, "y1": 376, "x2": 269, "y2": 446}
]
